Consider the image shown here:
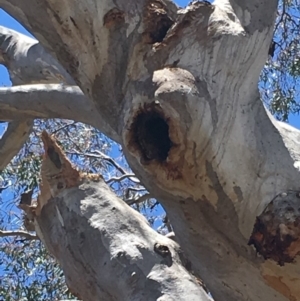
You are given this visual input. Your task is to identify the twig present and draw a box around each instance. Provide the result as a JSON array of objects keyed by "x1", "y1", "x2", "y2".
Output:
[
  {"x1": 165, "y1": 231, "x2": 176, "y2": 241},
  {"x1": 66, "y1": 150, "x2": 130, "y2": 177},
  {"x1": 92, "y1": 150, "x2": 129, "y2": 175},
  {"x1": 274, "y1": 0, "x2": 286, "y2": 34},
  {"x1": 106, "y1": 173, "x2": 140, "y2": 184},
  {"x1": 126, "y1": 187, "x2": 147, "y2": 193},
  {"x1": 0, "y1": 229, "x2": 38, "y2": 240},
  {"x1": 164, "y1": 215, "x2": 173, "y2": 233},
  {"x1": 0, "y1": 119, "x2": 33, "y2": 170},
  {"x1": 125, "y1": 193, "x2": 153, "y2": 206},
  {"x1": 51, "y1": 121, "x2": 76, "y2": 134},
  {"x1": 150, "y1": 201, "x2": 159, "y2": 210}
]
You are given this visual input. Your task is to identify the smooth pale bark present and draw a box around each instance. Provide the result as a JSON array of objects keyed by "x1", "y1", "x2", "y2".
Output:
[
  {"x1": 4, "y1": 0, "x2": 300, "y2": 300},
  {"x1": 0, "y1": 26, "x2": 74, "y2": 85},
  {"x1": 0, "y1": 84, "x2": 120, "y2": 143},
  {"x1": 36, "y1": 182, "x2": 212, "y2": 301},
  {"x1": 28, "y1": 132, "x2": 212, "y2": 301},
  {"x1": 0, "y1": 229, "x2": 37, "y2": 240}
]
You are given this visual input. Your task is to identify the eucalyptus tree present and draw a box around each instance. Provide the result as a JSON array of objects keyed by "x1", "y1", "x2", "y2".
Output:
[{"x1": 0, "y1": 0, "x2": 300, "y2": 300}]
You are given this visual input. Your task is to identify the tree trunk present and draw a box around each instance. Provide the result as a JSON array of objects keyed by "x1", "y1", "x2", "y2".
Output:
[{"x1": 3, "y1": 0, "x2": 300, "y2": 300}]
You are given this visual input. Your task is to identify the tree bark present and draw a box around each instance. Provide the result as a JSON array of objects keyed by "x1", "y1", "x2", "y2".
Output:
[
  {"x1": 27, "y1": 132, "x2": 212, "y2": 301},
  {"x1": 4, "y1": 0, "x2": 300, "y2": 300},
  {"x1": 0, "y1": 84, "x2": 120, "y2": 142}
]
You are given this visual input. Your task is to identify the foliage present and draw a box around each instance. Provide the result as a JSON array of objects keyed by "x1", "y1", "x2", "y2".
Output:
[
  {"x1": 260, "y1": 0, "x2": 300, "y2": 121},
  {"x1": 0, "y1": 239, "x2": 74, "y2": 301}
]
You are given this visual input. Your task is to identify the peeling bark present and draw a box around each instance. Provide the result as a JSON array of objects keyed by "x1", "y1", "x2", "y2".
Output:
[{"x1": 4, "y1": 0, "x2": 300, "y2": 300}]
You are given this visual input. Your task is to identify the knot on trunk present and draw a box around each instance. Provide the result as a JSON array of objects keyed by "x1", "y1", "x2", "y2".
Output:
[{"x1": 249, "y1": 190, "x2": 300, "y2": 266}]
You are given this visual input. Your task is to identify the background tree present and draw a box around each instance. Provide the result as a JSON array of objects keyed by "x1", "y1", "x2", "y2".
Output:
[
  {"x1": 0, "y1": 0, "x2": 300, "y2": 300},
  {"x1": 261, "y1": 0, "x2": 300, "y2": 121}
]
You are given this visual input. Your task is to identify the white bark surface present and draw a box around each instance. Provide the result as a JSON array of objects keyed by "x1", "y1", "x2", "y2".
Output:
[
  {"x1": 29, "y1": 132, "x2": 213, "y2": 301},
  {"x1": 0, "y1": 84, "x2": 120, "y2": 142},
  {"x1": 37, "y1": 180, "x2": 213, "y2": 301},
  {"x1": 3, "y1": 0, "x2": 300, "y2": 300}
]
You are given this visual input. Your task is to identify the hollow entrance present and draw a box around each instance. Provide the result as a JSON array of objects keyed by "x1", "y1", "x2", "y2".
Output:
[{"x1": 132, "y1": 110, "x2": 172, "y2": 163}]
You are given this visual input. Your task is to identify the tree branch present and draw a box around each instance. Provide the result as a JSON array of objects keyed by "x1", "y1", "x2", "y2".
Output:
[
  {"x1": 0, "y1": 0, "x2": 178, "y2": 132},
  {"x1": 214, "y1": 0, "x2": 278, "y2": 33},
  {"x1": 0, "y1": 84, "x2": 120, "y2": 142},
  {"x1": 0, "y1": 25, "x2": 77, "y2": 172},
  {"x1": 0, "y1": 26, "x2": 75, "y2": 85},
  {"x1": 125, "y1": 187, "x2": 147, "y2": 195},
  {"x1": 125, "y1": 193, "x2": 152, "y2": 206},
  {"x1": 0, "y1": 119, "x2": 33, "y2": 171},
  {"x1": 2, "y1": 1, "x2": 297, "y2": 300},
  {"x1": 0, "y1": 229, "x2": 38, "y2": 240},
  {"x1": 0, "y1": 0, "x2": 276, "y2": 147},
  {"x1": 0, "y1": 25, "x2": 84, "y2": 172},
  {"x1": 66, "y1": 150, "x2": 128, "y2": 175},
  {"x1": 106, "y1": 173, "x2": 140, "y2": 185}
]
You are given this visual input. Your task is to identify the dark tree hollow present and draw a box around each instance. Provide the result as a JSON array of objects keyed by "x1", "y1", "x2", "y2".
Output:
[{"x1": 132, "y1": 110, "x2": 172, "y2": 163}]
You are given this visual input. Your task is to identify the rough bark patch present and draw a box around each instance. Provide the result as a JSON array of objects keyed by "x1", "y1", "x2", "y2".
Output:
[
  {"x1": 153, "y1": 1, "x2": 214, "y2": 51},
  {"x1": 143, "y1": 0, "x2": 174, "y2": 44},
  {"x1": 103, "y1": 8, "x2": 125, "y2": 29},
  {"x1": 249, "y1": 191, "x2": 300, "y2": 265}
]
